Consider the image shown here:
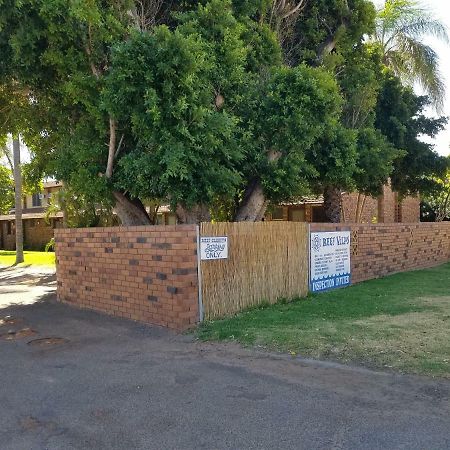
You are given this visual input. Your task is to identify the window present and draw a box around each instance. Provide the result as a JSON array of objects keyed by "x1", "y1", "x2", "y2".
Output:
[
  {"x1": 289, "y1": 207, "x2": 306, "y2": 222},
  {"x1": 167, "y1": 214, "x2": 177, "y2": 225},
  {"x1": 312, "y1": 206, "x2": 328, "y2": 223},
  {"x1": 271, "y1": 207, "x2": 284, "y2": 221},
  {"x1": 7, "y1": 221, "x2": 14, "y2": 235},
  {"x1": 32, "y1": 193, "x2": 42, "y2": 207},
  {"x1": 53, "y1": 218, "x2": 64, "y2": 229}
]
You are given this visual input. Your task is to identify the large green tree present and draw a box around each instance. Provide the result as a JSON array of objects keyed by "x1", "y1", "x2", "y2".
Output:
[
  {"x1": 375, "y1": 73, "x2": 448, "y2": 196},
  {"x1": 0, "y1": 0, "x2": 345, "y2": 224}
]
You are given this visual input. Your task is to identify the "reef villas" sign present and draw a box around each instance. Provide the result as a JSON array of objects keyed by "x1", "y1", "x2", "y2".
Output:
[{"x1": 309, "y1": 231, "x2": 351, "y2": 292}]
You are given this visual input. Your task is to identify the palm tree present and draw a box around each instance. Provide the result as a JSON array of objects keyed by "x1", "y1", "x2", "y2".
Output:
[
  {"x1": 374, "y1": 0, "x2": 449, "y2": 111},
  {"x1": 12, "y1": 136, "x2": 24, "y2": 264},
  {"x1": 1, "y1": 137, "x2": 24, "y2": 263}
]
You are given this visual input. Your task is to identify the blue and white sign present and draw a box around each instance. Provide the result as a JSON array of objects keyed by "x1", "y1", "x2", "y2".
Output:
[{"x1": 309, "y1": 231, "x2": 351, "y2": 292}]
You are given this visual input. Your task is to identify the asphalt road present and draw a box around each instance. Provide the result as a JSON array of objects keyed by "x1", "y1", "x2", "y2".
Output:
[{"x1": 0, "y1": 267, "x2": 449, "y2": 450}]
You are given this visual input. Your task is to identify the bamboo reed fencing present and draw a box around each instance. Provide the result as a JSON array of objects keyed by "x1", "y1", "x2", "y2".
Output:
[{"x1": 200, "y1": 221, "x2": 309, "y2": 320}]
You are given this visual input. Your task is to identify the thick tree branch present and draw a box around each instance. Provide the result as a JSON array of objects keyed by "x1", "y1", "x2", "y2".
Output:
[
  {"x1": 235, "y1": 149, "x2": 282, "y2": 221},
  {"x1": 85, "y1": 23, "x2": 101, "y2": 79},
  {"x1": 105, "y1": 117, "x2": 117, "y2": 179},
  {"x1": 315, "y1": 1, "x2": 350, "y2": 64},
  {"x1": 280, "y1": 0, "x2": 307, "y2": 20}
]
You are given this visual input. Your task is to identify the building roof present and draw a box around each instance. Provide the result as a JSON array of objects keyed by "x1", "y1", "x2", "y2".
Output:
[
  {"x1": 0, "y1": 211, "x2": 63, "y2": 221},
  {"x1": 43, "y1": 180, "x2": 62, "y2": 189},
  {"x1": 280, "y1": 196, "x2": 324, "y2": 206}
]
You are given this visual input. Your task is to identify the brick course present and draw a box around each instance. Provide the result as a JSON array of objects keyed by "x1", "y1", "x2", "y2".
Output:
[
  {"x1": 311, "y1": 222, "x2": 450, "y2": 283},
  {"x1": 55, "y1": 225, "x2": 199, "y2": 331}
]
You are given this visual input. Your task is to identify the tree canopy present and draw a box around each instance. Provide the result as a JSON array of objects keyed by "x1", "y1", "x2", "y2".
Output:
[
  {"x1": 375, "y1": 73, "x2": 448, "y2": 196},
  {"x1": 0, "y1": 0, "x2": 448, "y2": 225}
]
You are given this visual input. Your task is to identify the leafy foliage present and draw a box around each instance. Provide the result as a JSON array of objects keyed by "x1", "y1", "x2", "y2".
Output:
[
  {"x1": 249, "y1": 65, "x2": 343, "y2": 203},
  {"x1": 45, "y1": 185, "x2": 117, "y2": 228},
  {"x1": 375, "y1": 73, "x2": 448, "y2": 196},
  {"x1": 0, "y1": 0, "x2": 446, "y2": 225},
  {"x1": 0, "y1": 164, "x2": 14, "y2": 214},
  {"x1": 421, "y1": 169, "x2": 450, "y2": 221},
  {"x1": 105, "y1": 7, "x2": 246, "y2": 208},
  {"x1": 274, "y1": 0, "x2": 376, "y2": 67}
]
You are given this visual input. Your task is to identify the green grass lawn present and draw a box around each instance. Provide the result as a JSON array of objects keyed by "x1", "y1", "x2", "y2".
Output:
[
  {"x1": 0, "y1": 250, "x2": 55, "y2": 267},
  {"x1": 197, "y1": 263, "x2": 450, "y2": 378}
]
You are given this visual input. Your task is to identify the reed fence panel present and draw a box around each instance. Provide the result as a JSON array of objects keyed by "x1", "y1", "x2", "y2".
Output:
[{"x1": 200, "y1": 222, "x2": 309, "y2": 319}]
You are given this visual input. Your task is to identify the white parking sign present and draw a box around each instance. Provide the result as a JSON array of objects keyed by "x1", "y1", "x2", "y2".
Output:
[{"x1": 200, "y1": 236, "x2": 228, "y2": 260}]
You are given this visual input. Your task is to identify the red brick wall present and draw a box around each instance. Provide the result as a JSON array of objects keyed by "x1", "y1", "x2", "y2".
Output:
[
  {"x1": 24, "y1": 219, "x2": 55, "y2": 250},
  {"x1": 399, "y1": 196, "x2": 420, "y2": 223},
  {"x1": 341, "y1": 193, "x2": 379, "y2": 223},
  {"x1": 310, "y1": 222, "x2": 450, "y2": 284},
  {"x1": 0, "y1": 221, "x2": 15, "y2": 250},
  {"x1": 379, "y1": 185, "x2": 397, "y2": 223},
  {"x1": 341, "y1": 185, "x2": 419, "y2": 224},
  {"x1": 55, "y1": 225, "x2": 199, "y2": 331}
]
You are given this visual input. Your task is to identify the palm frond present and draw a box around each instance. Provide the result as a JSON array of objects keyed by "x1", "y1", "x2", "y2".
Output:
[
  {"x1": 0, "y1": 143, "x2": 13, "y2": 171},
  {"x1": 392, "y1": 34, "x2": 445, "y2": 111},
  {"x1": 373, "y1": 0, "x2": 448, "y2": 111},
  {"x1": 395, "y1": 17, "x2": 449, "y2": 43}
]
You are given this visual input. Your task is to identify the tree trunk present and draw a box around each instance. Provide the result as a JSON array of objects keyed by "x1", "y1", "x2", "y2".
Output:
[
  {"x1": 255, "y1": 199, "x2": 269, "y2": 221},
  {"x1": 315, "y1": 2, "x2": 350, "y2": 64},
  {"x1": 323, "y1": 185, "x2": 342, "y2": 223},
  {"x1": 437, "y1": 191, "x2": 450, "y2": 222},
  {"x1": 13, "y1": 136, "x2": 24, "y2": 264},
  {"x1": 234, "y1": 179, "x2": 268, "y2": 221},
  {"x1": 355, "y1": 193, "x2": 362, "y2": 223},
  {"x1": 112, "y1": 191, "x2": 152, "y2": 226},
  {"x1": 235, "y1": 149, "x2": 281, "y2": 222},
  {"x1": 357, "y1": 195, "x2": 367, "y2": 223},
  {"x1": 176, "y1": 204, "x2": 211, "y2": 224}
]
